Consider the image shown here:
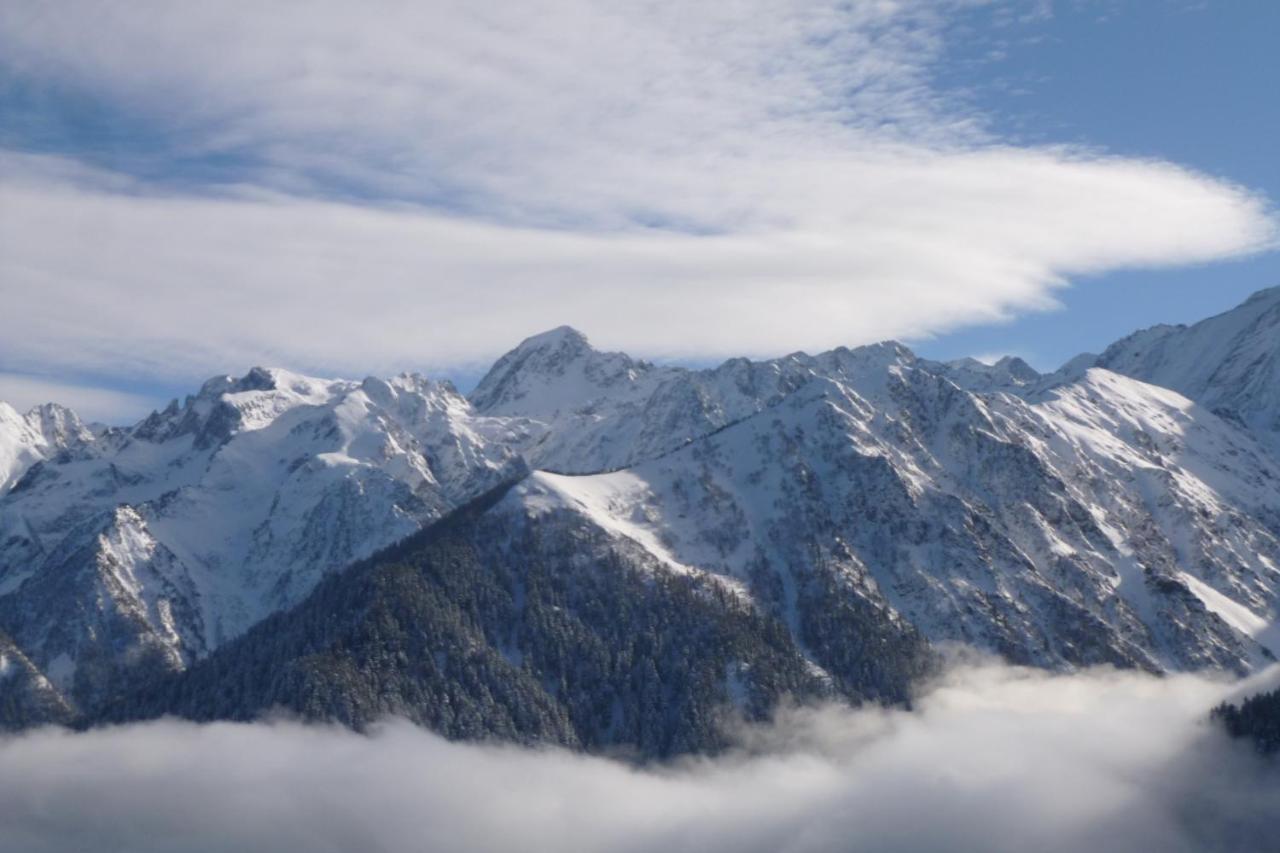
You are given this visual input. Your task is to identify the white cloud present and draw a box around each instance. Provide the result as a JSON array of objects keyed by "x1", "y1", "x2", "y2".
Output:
[
  {"x1": 0, "y1": 0, "x2": 968, "y2": 224},
  {"x1": 1, "y1": 150, "x2": 1273, "y2": 383},
  {"x1": 0, "y1": 664, "x2": 1276, "y2": 853},
  {"x1": 0, "y1": 1, "x2": 1275, "y2": 384},
  {"x1": 0, "y1": 371, "x2": 160, "y2": 424}
]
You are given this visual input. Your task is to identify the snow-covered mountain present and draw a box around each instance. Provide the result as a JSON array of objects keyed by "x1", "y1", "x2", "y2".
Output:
[
  {"x1": 112, "y1": 479, "x2": 930, "y2": 756},
  {"x1": 3, "y1": 288, "x2": 1280, "y2": 743},
  {"x1": 470, "y1": 325, "x2": 812, "y2": 473},
  {"x1": 0, "y1": 369, "x2": 523, "y2": 712},
  {"x1": 505, "y1": 360, "x2": 1280, "y2": 674},
  {"x1": 0, "y1": 401, "x2": 94, "y2": 492},
  {"x1": 938, "y1": 354, "x2": 1042, "y2": 394},
  {"x1": 464, "y1": 297, "x2": 1280, "y2": 676},
  {"x1": 0, "y1": 629, "x2": 74, "y2": 728},
  {"x1": 1088, "y1": 285, "x2": 1280, "y2": 453}
]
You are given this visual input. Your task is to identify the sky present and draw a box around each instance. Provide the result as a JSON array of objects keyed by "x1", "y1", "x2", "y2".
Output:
[
  {"x1": 913, "y1": 0, "x2": 1280, "y2": 367},
  {"x1": 0, "y1": 0, "x2": 1276, "y2": 422}
]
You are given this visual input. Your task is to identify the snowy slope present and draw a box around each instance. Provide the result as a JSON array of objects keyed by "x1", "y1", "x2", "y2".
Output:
[
  {"x1": 0, "y1": 401, "x2": 94, "y2": 492},
  {"x1": 0, "y1": 630, "x2": 74, "y2": 728},
  {"x1": 938, "y1": 355, "x2": 1042, "y2": 394},
  {"x1": 502, "y1": 362, "x2": 1280, "y2": 673},
  {"x1": 1089, "y1": 285, "x2": 1280, "y2": 453},
  {"x1": 471, "y1": 328, "x2": 914, "y2": 473},
  {"x1": 0, "y1": 368, "x2": 523, "y2": 709},
  {"x1": 6, "y1": 288, "x2": 1280, "y2": 725}
]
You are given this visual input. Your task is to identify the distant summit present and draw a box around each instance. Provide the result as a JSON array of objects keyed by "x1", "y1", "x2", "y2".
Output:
[
  {"x1": 1091, "y1": 284, "x2": 1280, "y2": 451},
  {"x1": 4, "y1": 288, "x2": 1280, "y2": 752},
  {"x1": 470, "y1": 325, "x2": 662, "y2": 417}
]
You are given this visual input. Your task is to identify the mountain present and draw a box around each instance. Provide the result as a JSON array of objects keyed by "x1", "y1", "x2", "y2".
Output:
[
  {"x1": 110, "y1": 481, "x2": 930, "y2": 757},
  {"x1": 468, "y1": 318, "x2": 1280, "y2": 670},
  {"x1": 502, "y1": 362, "x2": 1280, "y2": 673},
  {"x1": 470, "y1": 325, "x2": 816, "y2": 473},
  {"x1": 0, "y1": 368, "x2": 523, "y2": 714},
  {"x1": 938, "y1": 355, "x2": 1042, "y2": 394},
  {"x1": 4, "y1": 289, "x2": 1280, "y2": 752},
  {"x1": 0, "y1": 401, "x2": 94, "y2": 492},
  {"x1": 0, "y1": 629, "x2": 74, "y2": 729},
  {"x1": 1088, "y1": 285, "x2": 1280, "y2": 453}
]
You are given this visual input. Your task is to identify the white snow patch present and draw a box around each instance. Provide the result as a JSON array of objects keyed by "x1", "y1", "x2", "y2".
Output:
[
  {"x1": 520, "y1": 470, "x2": 754, "y2": 600},
  {"x1": 530, "y1": 470, "x2": 704, "y2": 579},
  {"x1": 1178, "y1": 572, "x2": 1280, "y2": 657}
]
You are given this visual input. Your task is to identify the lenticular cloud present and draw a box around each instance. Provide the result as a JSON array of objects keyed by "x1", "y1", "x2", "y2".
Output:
[
  {"x1": 1, "y1": 663, "x2": 1275, "y2": 853},
  {"x1": 0, "y1": 1, "x2": 1276, "y2": 383}
]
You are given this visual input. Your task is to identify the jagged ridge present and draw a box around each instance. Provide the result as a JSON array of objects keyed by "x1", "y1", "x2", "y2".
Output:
[{"x1": 3, "y1": 288, "x2": 1280, "y2": 747}]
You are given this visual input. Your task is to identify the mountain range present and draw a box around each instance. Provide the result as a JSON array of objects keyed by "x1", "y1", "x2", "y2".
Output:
[{"x1": 3, "y1": 287, "x2": 1280, "y2": 754}]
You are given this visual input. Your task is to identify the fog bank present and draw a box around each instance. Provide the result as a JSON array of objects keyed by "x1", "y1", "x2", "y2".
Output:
[{"x1": 2, "y1": 664, "x2": 1277, "y2": 853}]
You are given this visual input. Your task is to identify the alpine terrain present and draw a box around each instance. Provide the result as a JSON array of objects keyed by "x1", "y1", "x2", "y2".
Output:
[{"x1": 3, "y1": 287, "x2": 1280, "y2": 757}]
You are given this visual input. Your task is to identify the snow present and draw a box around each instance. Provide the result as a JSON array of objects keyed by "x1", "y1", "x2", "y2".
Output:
[
  {"x1": 493, "y1": 337, "x2": 1280, "y2": 673},
  {"x1": 471, "y1": 326, "x2": 671, "y2": 418},
  {"x1": 519, "y1": 470, "x2": 753, "y2": 601},
  {"x1": 222, "y1": 368, "x2": 344, "y2": 432},
  {"x1": 0, "y1": 365, "x2": 522, "y2": 669},
  {"x1": 1094, "y1": 285, "x2": 1280, "y2": 454},
  {"x1": 1178, "y1": 572, "x2": 1280, "y2": 658},
  {"x1": 6, "y1": 290, "x2": 1280, "y2": 689},
  {"x1": 0, "y1": 400, "x2": 94, "y2": 492},
  {"x1": 528, "y1": 470, "x2": 704, "y2": 578}
]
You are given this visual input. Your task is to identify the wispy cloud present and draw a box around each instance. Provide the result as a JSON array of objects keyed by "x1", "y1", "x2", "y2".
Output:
[
  {"x1": 0, "y1": 1, "x2": 1274, "y2": 384},
  {"x1": 0, "y1": 371, "x2": 159, "y2": 424},
  {"x1": 1, "y1": 664, "x2": 1276, "y2": 852}
]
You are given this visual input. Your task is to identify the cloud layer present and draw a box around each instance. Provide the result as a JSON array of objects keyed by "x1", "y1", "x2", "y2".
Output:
[
  {"x1": 2, "y1": 664, "x2": 1277, "y2": 853},
  {"x1": 0, "y1": 371, "x2": 158, "y2": 424},
  {"x1": 0, "y1": 1, "x2": 1275, "y2": 388}
]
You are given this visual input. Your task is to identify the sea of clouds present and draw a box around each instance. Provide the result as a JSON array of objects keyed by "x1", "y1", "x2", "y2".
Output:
[{"x1": 2, "y1": 662, "x2": 1278, "y2": 853}]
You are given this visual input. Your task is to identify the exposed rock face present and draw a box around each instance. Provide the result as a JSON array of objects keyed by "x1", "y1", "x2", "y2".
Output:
[
  {"x1": 0, "y1": 369, "x2": 522, "y2": 713},
  {"x1": 1090, "y1": 285, "x2": 1280, "y2": 454},
  {"x1": 4, "y1": 289, "x2": 1280, "y2": 753}
]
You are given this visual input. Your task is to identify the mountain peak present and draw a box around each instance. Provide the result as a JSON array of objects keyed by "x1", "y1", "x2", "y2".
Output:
[
  {"x1": 132, "y1": 367, "x2": 343, "y2": 447},
  {"x1": 1243, "y1": 284, "x2": 1280, "y2": 306},
  {"x1": 1093, "y1": 286, "x2": 1280, "y2": 452},
  {"x1": 195, "y1": 366, "x2": 329, "y2": 400},
  {"x1": 9, "y1": 292, "x2": 1280, "y2": 740},
  {"x1": 235, "y1": 366, "x2": 280, "y2": 393},
  {"x1": 517, "y1": 325, "x2": 592, "y2": 353},
  {"x1": 470, "y1": 327, "x2": 664, "y2": 416},
  {"x1": 0, "y1": 400, "x2": 93, "y2": 491}
]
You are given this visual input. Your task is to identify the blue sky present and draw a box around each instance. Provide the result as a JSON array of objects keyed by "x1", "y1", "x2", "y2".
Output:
[
  {"x1": 0, "y1": 1, "x2": 1276, "y2": 420},
  {"x1": 913, "y1": 0, "x2": 1280, "y2": 368}
]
